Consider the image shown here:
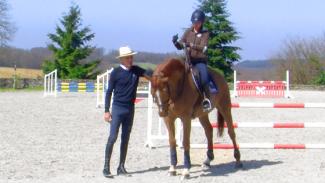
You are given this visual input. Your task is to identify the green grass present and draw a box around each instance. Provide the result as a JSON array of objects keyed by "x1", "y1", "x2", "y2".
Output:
[
  {"x1": 111, "y1": 62, "x2": 157, "y2": 70},
  {"x1": 137, "y1": 63, "x2": 157, "y2": 70}
]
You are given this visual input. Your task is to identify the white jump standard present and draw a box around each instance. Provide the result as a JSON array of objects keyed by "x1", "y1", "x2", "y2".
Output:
[
  {"x1": 232, "y1": 70, "x2": 292, "y2": 98},
  {"x1": 96, "y1": 68, "x2": 113, "y2": 108},
  {"x1": 44, "y1": 69, "x2": 57, "y2": 97}
]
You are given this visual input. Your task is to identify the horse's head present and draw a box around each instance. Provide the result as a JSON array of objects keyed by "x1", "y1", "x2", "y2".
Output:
[
  {"x1": 149, "y1": 58, "x2": 185, "y2": 117},
  {"x1": 151, "y1": 71, "x2": 170, "y2": 117}
]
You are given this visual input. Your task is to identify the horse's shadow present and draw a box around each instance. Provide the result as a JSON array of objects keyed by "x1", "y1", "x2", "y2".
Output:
[
  {"x1": 194, "y1": 160, "x2": 282, "y2": 178},
  {"x1": 129, "y1": 159, "x2": 282, "y2": 178}
]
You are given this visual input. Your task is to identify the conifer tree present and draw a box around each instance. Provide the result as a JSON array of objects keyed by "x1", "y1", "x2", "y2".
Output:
[
  {"x1": 43, "y1": 5, "x2": 100, "y2": 79},
  {"x1": 198, "y1": 0, "x2": 240, "y2": 80}
]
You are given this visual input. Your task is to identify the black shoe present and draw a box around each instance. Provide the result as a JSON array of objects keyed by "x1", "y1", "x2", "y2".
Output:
[
  {"x1": 117, "y1": 166, "x2": 131, "y2": 177},
  {"x1": 202, "y1": 98, "x2": 212, "y2": 112},
  {"x1": 103, "y1": 168, "x2": 113, "y2": 178}
]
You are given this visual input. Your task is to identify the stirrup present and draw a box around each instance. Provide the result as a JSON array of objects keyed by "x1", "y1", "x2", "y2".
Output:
[{"x1": 202, "y1": 98, "x2": 212, "y2": 112}]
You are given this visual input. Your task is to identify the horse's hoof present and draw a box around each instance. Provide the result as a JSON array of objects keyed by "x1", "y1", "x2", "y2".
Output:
[
  {"x1": 180, "y1": 174, "x2": 190, "y2": 180},
  {"x1": 168, "y1": 171, "x2": 177, "y2": 176},
  {"x1": 201, "y1": 163, "x2": 211, "y2": 170},
  {"x1": 235, "y1": 162, "x2": 243, "y2": 169},
  {"x1": 180, "y1": 169, "x2": 190, "y2": 180}
]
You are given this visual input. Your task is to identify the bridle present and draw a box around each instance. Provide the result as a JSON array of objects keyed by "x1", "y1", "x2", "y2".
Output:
[
  {"x1": 152, "y1": 75, "x2": 171, "y2": 112},
  {"x1": 153, "y1": 66, "x2": 186, "y2": 114}
]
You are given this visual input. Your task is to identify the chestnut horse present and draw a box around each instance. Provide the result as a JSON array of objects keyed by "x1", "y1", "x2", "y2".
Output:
[{"x1": 149, "y1": 58, "x2": 242, "y2": 179}]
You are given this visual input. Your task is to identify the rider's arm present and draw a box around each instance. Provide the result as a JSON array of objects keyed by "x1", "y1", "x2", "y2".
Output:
[
  {"x1": 173, "y1": 29, "x2": 190, "y2": 50},
  {"x1": 173, "y1": 39, "x2": 184, "y2": 50}
]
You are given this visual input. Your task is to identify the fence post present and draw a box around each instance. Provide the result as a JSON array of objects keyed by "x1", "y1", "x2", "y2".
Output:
[
  {"x1": 285, "y1": 70, "x2": 292, "y2": 98},
  {"x1": 44, "y1": 69, "x2": 57, "y2": 97},
  {"x1": 232, "y1": 70, "x2": 238, "y2": 98}
]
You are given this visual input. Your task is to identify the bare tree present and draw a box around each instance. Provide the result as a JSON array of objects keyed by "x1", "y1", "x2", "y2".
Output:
[
  {"x1": 271, "y1": 34, "x2": 325, "y2": 84},
  {"x1": 0, "y1": 0, "x2": 16, "y2": 46}
]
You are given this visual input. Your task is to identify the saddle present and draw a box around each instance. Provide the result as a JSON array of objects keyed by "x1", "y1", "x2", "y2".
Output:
[
  {"x1": 182, "y1": 45, "x2": 217, "y2": 98},
  {"x1": 190, "y1": 66, "x2": 218, "y2": 96}
]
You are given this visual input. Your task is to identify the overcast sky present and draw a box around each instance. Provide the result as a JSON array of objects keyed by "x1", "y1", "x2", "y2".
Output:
[{"x1": 8, "y1": 0, "x2": 325, "y2": 60}]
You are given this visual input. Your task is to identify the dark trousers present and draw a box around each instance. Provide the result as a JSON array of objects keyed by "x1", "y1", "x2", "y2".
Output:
[
  {"x1": 104, "y1": 104, "x2": 135, "y2": 170},
  {"x1": 193, "y1": 62, "x2": 209, "y2": 87}
]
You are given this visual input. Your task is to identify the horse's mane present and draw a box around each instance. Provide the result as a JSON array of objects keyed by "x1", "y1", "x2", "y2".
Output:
[
  {"x1": 157, "y1": 58, "x2": 185, "y2": 77},
  {"x1": 152, "y1": 58, "x2": 185, "y2": 89}
]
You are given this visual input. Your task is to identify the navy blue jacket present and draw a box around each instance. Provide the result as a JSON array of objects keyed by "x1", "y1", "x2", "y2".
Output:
[{"x1": 105, "y1": 65, "x2": 146, "y2": 112}]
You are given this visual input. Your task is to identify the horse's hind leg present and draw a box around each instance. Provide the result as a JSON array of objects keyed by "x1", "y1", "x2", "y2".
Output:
[
  {"x1": 198, "y1": 115, "x2": 214, "y2": 169},
  {"x1": 163, "y1": 116, "x2": 178, "y2": 176},
  {"x1": 217, "y1": 106, "x2": 243, "y2": 168}
]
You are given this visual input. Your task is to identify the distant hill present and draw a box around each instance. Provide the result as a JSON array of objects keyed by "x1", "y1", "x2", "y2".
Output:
[
  {"x1": 1, "y1": 46, "x2": 284, "y2": 81},
  {"x1": 234, "y1": 60, "x2": 275, "y2": 69},
  {"x1": 233, "y1": 60, "x2": 281, "y2": 81},
  {"x1": 0, "y1": 47, "x2": 178, "y2": 73}
]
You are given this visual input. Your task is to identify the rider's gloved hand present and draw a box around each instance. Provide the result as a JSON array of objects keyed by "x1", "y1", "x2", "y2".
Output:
[
  {"x1": 172, "y1": 34, "x2": 178, "y2": 43},
  {"x1": 185, "y1": 42, "x2": 194, "y2": 48}
]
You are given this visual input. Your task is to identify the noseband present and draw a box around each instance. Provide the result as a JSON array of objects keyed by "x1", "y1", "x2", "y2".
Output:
[
  {"x1": 152, "y1": 75, "x2": 171, "y2": 112},
  {"x1": 152, "y1": 64, "x2": 186, "y2": 113}
]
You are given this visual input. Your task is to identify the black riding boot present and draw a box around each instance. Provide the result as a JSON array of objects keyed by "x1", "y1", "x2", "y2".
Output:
[
  {"x1": 202, "y1": 85, "x2": 212, "y2": 112},
  {"x1": 103, "y1": 143, "x2": 114, "y2": 178},
  {"x1": 117, "y1": 141, "x2": 131, "y2": 176}
]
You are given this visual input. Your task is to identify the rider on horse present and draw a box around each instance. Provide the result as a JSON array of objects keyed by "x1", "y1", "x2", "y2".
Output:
[{"x1": 172, "y1": 9, "x2": 212, "y2": 112}]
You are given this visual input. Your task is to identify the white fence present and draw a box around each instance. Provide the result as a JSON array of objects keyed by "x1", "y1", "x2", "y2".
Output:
[
  {"x1": 232, "y1": 70, "x2": 292, "y2": 98},
  {"x1": 96, "y1": 68, "x2": 113, "y2": 108},
  {"x1": 44, "y1": 69, "x2": 57, "y2": 97}
]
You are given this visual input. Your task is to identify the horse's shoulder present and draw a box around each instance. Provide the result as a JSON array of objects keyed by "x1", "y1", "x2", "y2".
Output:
[{"x1": 208, "y1": 68, "x2": 224, "y2": 80}]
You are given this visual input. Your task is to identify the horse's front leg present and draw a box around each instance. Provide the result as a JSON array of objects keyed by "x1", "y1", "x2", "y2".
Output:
[
  {"x1": 163, "y1": 116, "x2": 178, "y2": 176},
  {"x1": 181, "y1": 117, "x2": 192, "y2": 180}
]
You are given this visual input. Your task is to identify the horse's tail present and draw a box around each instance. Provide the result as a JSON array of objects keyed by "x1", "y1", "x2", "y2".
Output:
[{"x1": 217, "y1": 111, "x2": 225, "y2": 137}]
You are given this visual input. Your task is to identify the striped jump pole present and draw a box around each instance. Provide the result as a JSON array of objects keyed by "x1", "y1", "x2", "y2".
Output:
[
  {"x1": 191, "y1": 122, "x2": 325, "y2": 128},
  {"x1": 191, "y1": 143, "x2": 325, "y2": 149},
  {"x1": 190, "y1": 122, "x2": 325, "y2": 149},
  {"x1": 231, "y1": 103, "x2": 325, "y2": 108}
]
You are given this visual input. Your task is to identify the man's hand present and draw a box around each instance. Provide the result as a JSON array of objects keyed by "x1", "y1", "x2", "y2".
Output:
[
  {"x1": 104, "y1": 112, "x2": 112, "y2": 123},
  {"x1": 172, "y1": 34, "x2": 178, "y2": 43}
]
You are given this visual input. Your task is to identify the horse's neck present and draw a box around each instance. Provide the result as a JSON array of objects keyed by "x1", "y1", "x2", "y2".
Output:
[{"x1": 169, "y1": 69, "x2": 198, "y2": 104}]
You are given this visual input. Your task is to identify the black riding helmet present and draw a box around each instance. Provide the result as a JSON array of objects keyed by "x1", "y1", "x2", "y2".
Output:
[{"x1": 191, "y1": 9, "x2": 205, "y2": 24}]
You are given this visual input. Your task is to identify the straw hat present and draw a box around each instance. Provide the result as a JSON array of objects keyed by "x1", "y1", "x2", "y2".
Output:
[{"x1": 116, "y1": 46, "x2": 138, "y2": 59}]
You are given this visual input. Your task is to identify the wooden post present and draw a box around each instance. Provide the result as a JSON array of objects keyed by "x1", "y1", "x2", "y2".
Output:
[{"x1": 13, "y1": 64, "x2": 17, "y2": 89}]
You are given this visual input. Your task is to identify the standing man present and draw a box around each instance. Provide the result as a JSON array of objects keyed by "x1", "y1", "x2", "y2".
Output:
[{"x1": 103, "y1": 46, "x2": 151, "y2": 178}]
